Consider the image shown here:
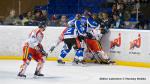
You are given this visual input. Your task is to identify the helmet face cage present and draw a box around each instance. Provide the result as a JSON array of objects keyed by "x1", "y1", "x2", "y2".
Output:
[
  {"x1": 39, "y1": 24, "x2": 46, "y2": 31},
  {"x1": 39, "y1": 24, "x2": 46, "y2": 28},
  {"x1": 38, "y1": 22, "x2": 47, "y2": 29}
]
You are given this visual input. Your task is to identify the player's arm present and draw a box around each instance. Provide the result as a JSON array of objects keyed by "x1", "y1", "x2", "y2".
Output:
[
  {"x1": 35, "y1": 32, "x2": 48, "y2": 57},
  {"x1": 49, "y1": 27, "x2": 67, "y2": 53}
]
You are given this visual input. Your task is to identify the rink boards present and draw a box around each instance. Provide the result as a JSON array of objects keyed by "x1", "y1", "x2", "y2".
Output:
[{"x1": 0, "y1": 26, "x2": 150, "y2": 68}]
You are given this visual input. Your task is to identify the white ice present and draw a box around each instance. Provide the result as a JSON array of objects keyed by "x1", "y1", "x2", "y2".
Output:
[{"x1": 0, "y1": 60, "x2": 150, "y2": 84}]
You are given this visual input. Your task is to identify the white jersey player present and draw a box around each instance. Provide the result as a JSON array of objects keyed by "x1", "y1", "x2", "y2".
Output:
[{"x1": 18, "y1": 24, "x2": 48, "y2": 78}]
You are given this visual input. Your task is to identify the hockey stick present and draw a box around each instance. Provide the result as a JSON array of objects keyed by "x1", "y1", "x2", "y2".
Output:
[{"x1": 84, "y1": 39, "x2": 102, "y2": 64}]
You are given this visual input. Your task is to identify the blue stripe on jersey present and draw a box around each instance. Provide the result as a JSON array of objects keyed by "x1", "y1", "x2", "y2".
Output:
[{"x1": 87, "y1": 18, "x2": 98, "y2": 28}]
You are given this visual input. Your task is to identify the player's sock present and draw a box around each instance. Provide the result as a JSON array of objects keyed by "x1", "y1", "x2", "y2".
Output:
[{"x1": 17, "y1": 63, "x2": 28, "y2": 77}]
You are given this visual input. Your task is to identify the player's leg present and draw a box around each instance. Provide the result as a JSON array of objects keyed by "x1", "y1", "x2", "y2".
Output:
[
  {"x1": 18, "y1": 60, "x2": 30, "y2": 77},
  {"x1": 74, "y1": 38, "x2": 85, "y2": 64},
  {"x1": 33, "y1": 52, "x2": 45, "y2": 76},
  {"x1": 57, "y1": 39, "x2": 72, "y2": 64},
  {"x1": 75, "y1": 48, "x2": 85, "y2": 64},
  {"x1": 18, "y1": 47, "x2": 32, "y2": 77},
  {"x1": 85, "y1": 39, "x2": 109, "y2": 63},
  {"x1": 97, "y1": 50, "x2": 115, "y2": 64},
  {"x1": 34, "y1": 61, "x2": 44, "y2": 76},
  {"x1": 94, "y1": 41, "x2": 115, "y2": 64},
  {"x1": 85, "y1": 38, "x2": 115, "y2": 64},
  {"x1": 58, "y1": 48, "x2": 70, "y2": 64},
  {"x1": 85, "y1": 39, "x2": 102, "y2": 63}
]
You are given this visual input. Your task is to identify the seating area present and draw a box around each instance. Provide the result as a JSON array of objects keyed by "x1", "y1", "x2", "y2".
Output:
[
  {"x1": 1, "y1": 0, "x2": 149, "y2": 29},
  {"x1": 34, "y1": 0, "x2": 109, "y2": 15}
]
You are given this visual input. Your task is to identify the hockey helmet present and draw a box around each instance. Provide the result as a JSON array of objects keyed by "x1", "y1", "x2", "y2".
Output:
[{"x1": 38, "y1": 22, "x2": 47, "y2": 29}]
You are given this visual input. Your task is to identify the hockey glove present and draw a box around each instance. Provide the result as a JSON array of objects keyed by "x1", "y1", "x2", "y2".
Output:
[
  {"x1": 41, "y1": 50, "x2": 48, "y2": 58},
  {"x1": 100, "y1": 28, "x2": 108, "y2": 34}
]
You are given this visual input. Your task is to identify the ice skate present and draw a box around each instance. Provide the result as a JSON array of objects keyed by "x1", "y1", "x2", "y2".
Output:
[
  {"x1": 72, "y1": 58, "x2": 79, "y2": 64},
  {"x1": 33, "y1": 71, "x2": 44, "y2": 78},
  {"x1": 17, "y1": 72, "x2": 26, "y2": 78},
  {"x1": 107, "y1": 60, "x2": 116, "y2": 64},
  {"x1": 79, "y1": 60, "x2": 86, "y2": 64},
  {"x1": 57, "y1": 59, "x2": 65, "y2": 64},
  {"x1": 100, "y1": 59, "x2": 116, "y2": 65}
]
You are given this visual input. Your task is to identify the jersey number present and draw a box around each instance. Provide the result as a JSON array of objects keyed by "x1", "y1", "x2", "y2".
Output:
[{"x1": 64, "y1": 28, "x2": 75, "y2": 35}]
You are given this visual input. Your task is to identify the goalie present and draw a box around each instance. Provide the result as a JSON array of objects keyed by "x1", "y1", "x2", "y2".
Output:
[{"x1": 83, "y1": 14, "x2": 115, "y2": 64}]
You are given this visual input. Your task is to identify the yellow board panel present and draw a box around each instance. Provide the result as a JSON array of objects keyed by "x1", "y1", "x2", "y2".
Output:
[{"x1": 0, "y1": 56, "x2": 150, "y2": 68}]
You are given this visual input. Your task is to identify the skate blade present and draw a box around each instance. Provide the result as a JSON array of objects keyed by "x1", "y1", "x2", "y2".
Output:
[
  {"x1": 33, "y1": 75, "x2": 43, "y2": 79},
  {"x1": 72, "y1": 62, "x2": 87, "y2": 67},
  {"x1": 109, "y1": 62, "x2": 116, "y2": 65},
  {"x1": 57, "y1": 63, "x2": 66, "y2": 66},
  {"x1": 72, "y1": 62, "x2": 78, "y2": 65},
  {"x1": 16, "y1": 76, "x2": 26, "y2": 79},
  {"x1": 79, "y1": 63, "x2": 87, "y2": 67}
]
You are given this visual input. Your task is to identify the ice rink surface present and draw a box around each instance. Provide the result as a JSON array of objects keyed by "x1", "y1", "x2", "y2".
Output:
[{"x1": 0, "y1": 60, "x2": 150, "y2": 84}]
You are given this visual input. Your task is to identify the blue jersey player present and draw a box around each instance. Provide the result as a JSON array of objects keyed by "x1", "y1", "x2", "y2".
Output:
[{"x1": 57, "y1": 14, "x2": 85, "y2": 64}]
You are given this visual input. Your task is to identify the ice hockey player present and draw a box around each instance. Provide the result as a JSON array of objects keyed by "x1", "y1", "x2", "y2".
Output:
[
  {"x1": 82, "y1": 12, "x2": 115, "y2": 64},
  {"x1": 17, "y1": 23, "x2": 48, "y2": 78},
  {"x1": 57, "y1": 14, "x2": 85, "y2": 64}
]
